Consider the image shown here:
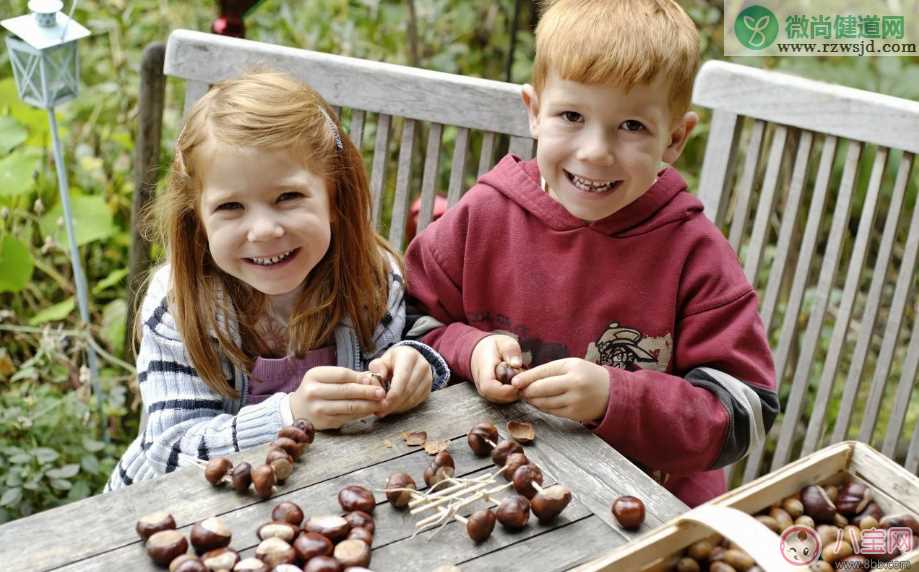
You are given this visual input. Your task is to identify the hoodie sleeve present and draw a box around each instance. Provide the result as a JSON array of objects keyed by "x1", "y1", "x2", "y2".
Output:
[
  {"x1": 404, "y1": 208, "x2": 492, "y2": 382},
  {"x1": 589, "y1": 284, "x2": 779, "y2": 476}
]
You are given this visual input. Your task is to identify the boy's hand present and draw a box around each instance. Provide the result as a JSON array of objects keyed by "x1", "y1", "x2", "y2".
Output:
[
  {"x1": 369, "y1": 345, "x2": 433, "y2": 417},
  {"x1": 511, "y1": 358, "x2": 610, "y2": 422},
  {"x1": 470, "y1": 334, "x2": 522, "y2": 404},
  {"x1": 290, "y1": 366, "x2": 385, "y2": 430}
]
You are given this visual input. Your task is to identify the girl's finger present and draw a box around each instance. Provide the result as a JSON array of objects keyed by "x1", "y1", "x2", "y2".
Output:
[
  {"x1": 317, "y1": 398, "x2": 384, "y2": 418},
  {"x1": 367, "y1": 357, "x2": 390, "y2": 382},
  {"x1": 306, "y1": 366, "x2": 365, "y2": 384},
  {"x1": 309, "y1": 381, "x2": 385, "y2": 402},
  {"x1": 519, "y1": 375, "x2": 568, "y2": 399}
]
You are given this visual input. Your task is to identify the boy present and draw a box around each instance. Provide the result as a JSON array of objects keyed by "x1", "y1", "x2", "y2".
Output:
[{"x1": 404, "y1": 0, "x2": 778, "y2": 507}]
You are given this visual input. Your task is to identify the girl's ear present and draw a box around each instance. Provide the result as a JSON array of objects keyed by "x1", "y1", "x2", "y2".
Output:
[
  {"x1": 521, "y1": 84, "x2": 541, "y2": 139},
  {"x1": 662, "y1": 111, "x2": 699, "y2": 164}
]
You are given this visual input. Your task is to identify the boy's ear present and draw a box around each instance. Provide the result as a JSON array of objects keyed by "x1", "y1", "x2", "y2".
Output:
[
  {"x1": 521, "y1": 84, "x2": 541, "y2": 138},
  {"x1": 662, "y1": 111, "x2": 699, "y2": 164}
]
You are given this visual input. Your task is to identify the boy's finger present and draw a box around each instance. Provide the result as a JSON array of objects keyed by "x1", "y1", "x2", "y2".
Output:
[
  {"x1": 525, "y1": 393, "x2": 569, "y2": 412},
  {"x1": 495, "y1": 336, "x2": 523, "y2": 368},
  {"x1": 511, "y1": 360, "x2": 569, "y2": 389},
  {"x1": 518, "y1": 375, "x2": 569, "y2": 399},
  {"x1": 480, "y1": 378, "x2": 519, "y2": 403},
  {"x1": 310, "y1": 382, "x2": 385, "y2": 402}
]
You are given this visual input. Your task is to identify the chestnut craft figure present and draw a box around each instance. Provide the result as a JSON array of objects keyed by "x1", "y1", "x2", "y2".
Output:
[{"x1": 467, "y1": 422, "x2": 500, "y2": 456}]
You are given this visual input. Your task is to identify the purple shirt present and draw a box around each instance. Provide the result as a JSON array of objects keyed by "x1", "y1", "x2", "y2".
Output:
[{"x1": 247, "y1": 346, "x2": 337, "y2": 404}]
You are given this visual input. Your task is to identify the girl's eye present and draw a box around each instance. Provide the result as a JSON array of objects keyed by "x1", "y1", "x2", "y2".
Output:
[
  {"x1": 278, "y1": 191, "x2": 304, "y2": 202},
  {"x1": 621, "y1": 120, "x2": 646, "y2": 132},
  {"x1": 216, "y1": 202, "x2": 242, "y2": 211},
  {"x1": 561, "y1": 111, "x2": 583, "y2": 123}
]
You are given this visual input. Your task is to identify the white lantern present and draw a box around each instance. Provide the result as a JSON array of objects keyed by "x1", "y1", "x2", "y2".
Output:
[{"x1": 2, "y1": 0, "x2": 91, "y2": 109}]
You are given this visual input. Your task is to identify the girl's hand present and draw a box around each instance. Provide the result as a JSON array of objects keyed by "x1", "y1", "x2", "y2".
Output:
[
  {"x1": 369, "y1": 345, "x2": 433, "y2": 417},
  {"x1": 511, "y1": 358, "x2": 610, "y2": 422},
  {"x1": 469, "y1": 334, "x2": 522, "y2": 404},
  {"x1": 290, "y1": 366, "x2": 386, "y2": 430}
]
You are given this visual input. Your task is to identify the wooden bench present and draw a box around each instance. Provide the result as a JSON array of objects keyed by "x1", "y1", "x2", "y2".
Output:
[{"x1": 130, "y1": 29, "x2": 919, "y2": 485}]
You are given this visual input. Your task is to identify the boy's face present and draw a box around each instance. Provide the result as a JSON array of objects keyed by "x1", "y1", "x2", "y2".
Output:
[{"x1": 522, "y1": 72, "x2": 697, "y2": 221}]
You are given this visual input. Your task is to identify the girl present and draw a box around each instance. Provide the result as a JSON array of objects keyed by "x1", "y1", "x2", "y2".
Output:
[{"x1": 107, "y1": 72, "x2": 448, "y2": 491}]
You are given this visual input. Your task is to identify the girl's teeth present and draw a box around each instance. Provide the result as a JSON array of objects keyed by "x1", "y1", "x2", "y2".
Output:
[{"x1": 251, "y1": 250, "x2": 293, "y2": 266}]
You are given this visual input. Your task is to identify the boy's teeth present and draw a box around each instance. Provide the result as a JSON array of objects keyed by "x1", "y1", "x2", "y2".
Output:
[
  {"x1": 251, "y1": 249, "x2": 293, "y2": 266},
  {"x1": 570, "y1": 173, "x2": 616, "y2": 192}
]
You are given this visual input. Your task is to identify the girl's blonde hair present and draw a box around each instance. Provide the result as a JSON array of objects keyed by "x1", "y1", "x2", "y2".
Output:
[{"x1": 149, "y1": 71, "x2": 397, "y2": 398}]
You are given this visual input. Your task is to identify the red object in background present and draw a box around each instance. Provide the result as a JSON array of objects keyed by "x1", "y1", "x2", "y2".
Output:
[
  {"x1": 212, "y1": 0, "x2": 262, "y2": 37},
  {"x1": 405, "y1": 195, "x2": 449, "y2": 243}
]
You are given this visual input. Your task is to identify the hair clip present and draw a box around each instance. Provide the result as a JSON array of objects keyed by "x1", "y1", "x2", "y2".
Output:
[{"x1": 318, "y1": 106, "x2": 344, "y2": 153}]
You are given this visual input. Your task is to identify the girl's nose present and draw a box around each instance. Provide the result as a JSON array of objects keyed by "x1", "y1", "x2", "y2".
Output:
[{"x1": 246, "y1": 214, "x2": 284, "y2": 242}]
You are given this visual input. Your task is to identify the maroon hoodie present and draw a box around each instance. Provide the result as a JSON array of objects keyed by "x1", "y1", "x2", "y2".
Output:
[{"x1": 405, "y1": 154, "x2": 778, "y2": 507}]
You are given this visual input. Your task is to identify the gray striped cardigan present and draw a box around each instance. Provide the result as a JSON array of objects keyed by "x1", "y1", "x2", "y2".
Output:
[{"x1": 106, "y1": 263, "x2": 448, "y2": 491}]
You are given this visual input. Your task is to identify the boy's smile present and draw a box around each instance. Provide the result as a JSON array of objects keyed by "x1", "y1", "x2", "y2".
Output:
[
  {"x1": 198, "y1": 143, "x2": 333, "y2": 298},
  {"x1": 522, "y1": 72, "x2": 696, "y2": 221}
]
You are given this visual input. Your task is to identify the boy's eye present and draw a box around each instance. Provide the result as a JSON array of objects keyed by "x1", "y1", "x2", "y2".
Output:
[
  {"x1": 277, "y1": 191, "x2": 304, "y2": 202},
  {"x1": 215, "y1": 202, "x2": 243, "y2": 211},
  {"x1": 621, "y1": 120, "x2": 646, "y2": 132},
  {"x1": 561, "y1": 111, "x2": 583, "y2": 123}
]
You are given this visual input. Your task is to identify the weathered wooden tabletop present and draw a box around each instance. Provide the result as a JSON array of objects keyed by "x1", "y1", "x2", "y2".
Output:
[{"x1": 0, "y1": 383, "x2": 687, "y2": 571}]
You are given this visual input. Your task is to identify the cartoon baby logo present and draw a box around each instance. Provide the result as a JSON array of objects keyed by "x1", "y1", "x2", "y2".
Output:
[
  {"x1": 780, "y1": 525, "x2": 821, "y2": 565},
  {"x1": 584, "y1": 322, "x2": 672, "y2": 372}
]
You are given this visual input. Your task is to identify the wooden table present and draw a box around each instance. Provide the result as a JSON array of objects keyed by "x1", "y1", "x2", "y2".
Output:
[{"x1": 0, "y1": 383, "x2": 687, "y2": 571}]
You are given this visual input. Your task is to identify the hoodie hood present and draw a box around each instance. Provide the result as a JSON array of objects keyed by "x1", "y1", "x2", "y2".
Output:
[{"x1": 478, "y1": 154, "x2": 704, "y2": 237}]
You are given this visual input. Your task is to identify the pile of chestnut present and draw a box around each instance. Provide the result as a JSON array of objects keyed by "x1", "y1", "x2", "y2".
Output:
[
  {"x1": 204, "y1": 419, "x2": 315, "y2": 499},
  {"x1": 137, "y1": 484, "x2": 379, "y2": 571},
  {"x1": 752, "y1": 481, "x2": 919, "y2": 570},
  {"x1": 383, "y1": 421, "x2": 572, "y2": 544}
]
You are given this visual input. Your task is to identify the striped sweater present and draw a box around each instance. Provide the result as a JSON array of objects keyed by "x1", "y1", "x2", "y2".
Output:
[{"x1": 106, "y1": 263, "x2": 449, "y2": 491}]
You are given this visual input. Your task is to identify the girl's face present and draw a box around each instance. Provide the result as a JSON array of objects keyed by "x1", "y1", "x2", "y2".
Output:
[{"x1": 198, "y1": 142, "x2": 332, "y2": 298}]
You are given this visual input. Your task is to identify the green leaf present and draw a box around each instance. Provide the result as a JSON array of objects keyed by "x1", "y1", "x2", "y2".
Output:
[
  {"x1": 46, "y1": 464, "x2": 80, "y2": 479},
  {"x1": 33, "y1": 448, "x2": 59, "y2": 463},
  {"x1": 49, "y1": 478, "x2": 72, "y2": 491},
  {"x1": 0, "y1": 235, "x2": 34, "y2": 294},
  {"x1": 0, "y1": 116, "x2": 27, "y2": 154},
  {"x1": 0, "y1": 487, "x2": 21, "y2": 507},
  {"x1": 0, "y1": 78, "x2": 49, "y2": 144},
  {"x1": 8, "y1": 452, "x2": 31, "y2": 464},
  {"x1": 68, "y1": 480, "x2": 91, "y2": 501},
  {"x1": 82, "y1": 437, "x2": 105, "y2": 452},
  {"x1": 0, "y1": 148, "x2": 41, "y2": 197},
  {"x1": 40, "y1": 193, "x2": 116, "y2": 247},
  {"x1": 28, "y1": 297, "x2": 74, "y2": 326},
  {"x1": 92, "y1": 267, "x2": 129, "y2": 295},
  {"x1": 80, "y1": 454, "x2": 100, "y2": 475},
  {"x1": 101, "y1": 299, "x2": 126, "y2": 353}
]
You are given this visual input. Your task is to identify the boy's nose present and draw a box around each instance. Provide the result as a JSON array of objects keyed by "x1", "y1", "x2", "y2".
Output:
[
  {"x1": 577, "y1": 130, "x2": 615, "y2": 165},
  {"x1": 246, "y1": 215, "x2": 284, "y2": 242}
]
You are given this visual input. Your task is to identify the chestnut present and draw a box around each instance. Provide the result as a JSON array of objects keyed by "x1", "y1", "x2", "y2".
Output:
[
  {"x1": 465, "y1": 509, "x2": 497, "y2": 543},
  {"x1": 708, "y1": 563, "x2": 736, "y2": 572},
  {"x1": 338, "y1": 484, "x2": 376, "y2": 514},
  {"x1": 755, "y1": 515, "x2": 781, "y2": 533},
  {"x1": 230, "y1": 462, "x2": 252, "y2": 494},
  {"x1": 858, "y1": 515, "x2": 878, "y2": 530},
  {"x1": 433, "y1": 450, "x2": 455, "y2": 469},
  {"x1": 512, "y1": 463, "x2": 544, "y2": 499},
  {"x1": 293, "y1": 418, "x2": 316, "y2": 444},
  {"x1": 334, "y1": 539, "x2": 372, "y2": 568},
  {"x1": 506, "y1": 420, "x2": 535, "y2": 445},
  {"x1": 385, "y1": 472, "x2": 417, "y2": 508},
  {"x1": 821, "y1": 539, "x2": 853, "y2": 562},
  {"x1": 496, "y1": 495, "x2": 531, "y2": 530},
  {"x1": 424, "y1": 453, "x2": 455, "y2": 488},
  {"x1": 255, "y1": 537, "x2": 297, "y2": 567},
  {"x1": 293, "y1": 531, "x2": 334, "y2": 561},
  {"x1": 801, "y1": 485, "x2": 837, "y2": 523},
  {"x1": 530, "y1": 484, "x2": 572, "y2": 524},
  {"x1": 343, "y1": 511, "x2": 375, "y2": 534},
  {"x1": 612, "y1": 495, "x2": 645, "y2": 530},
  {"x1": 233, "y1": 557, "x2": 270, "y2": 572},
  {"x1": 836, "y1": 482, "x2": 872, "y2": 516},
  {"x1": 304, "y1": 555, "x2": 343, "y2": 572},
  {"x1": 495, "y1": 361, "x2": 524, "y2": 383},
  {"x1": 501, "y1": 452, "x2": 529, "y2": 480},
  {"x1": 204, "y1": 457, "x2": 233, "y2": 485},
  {"x1": 880, "y1": 513, "x2": 919, "y2": 534},
  {"x1": 794, "y1": 515, "x2": 815, "y2": 529},
  {"x1": 270, "y1": 456, "x2": 294, "y2": 482},
  {"x1": 721, "y1": 549, "x2": 754, "y2": 570},
  {"x1": 304, "y1": 515, "x2": 351, "y2": 543},
  {"x1": 190, "y1": 516, "x2": 232, "y2": 555},
  {"x1": 851, "y1": 501, "x2": 882, "y2": 527},
  {"x1": 347, "y1": 526, "x2": 374, "y2": 545},
  {"x1": 768, "y1": 506, "x2": 793, "y2": 531},
  {"x1": 687, "y1": 540, "x2": 713, "y2": 561},
  {"x1": 272, "y1": 564, "x2": 302, "y2": 572},
  {"x1": 171, "y1": 555, "x2": 207, "y2": 572},
  {"x1": 467, "y1": 422, "x2": 499, "y2": 456},
  {"x1": 265, "y1": 448, "x2": 293, "y2": 466},
  {"x1": 675, "y1": 557, "x2": 700, "y2": 572},
  {"x1": 136, "y1": 511, "x2": 176, "y2": 541},
  {"x1": 781, "y1": 496, "x2": 804, "y2": 519},
  {"x1": 490, "y1": 440, "x2": 523, "y2": 467},
  {"x1": 251, "y1": 464, "x2": 276, "y2": 499},
  {"x1": 200, "y1": 547, "x2": 239, "y2": 570},
  {"x1": 808, "y1": 562, "x2": 832, "y2": 572},
  {"x1": 257, "y1": 522, "x2": 299, "y2": 543},
  {"x1": 277, "y1": 425, "x2": 310, "y2": 444},
  {"x1": 146, "y1": 529, "x2": 189, "y2": 566},
  {"x1": 272, "y1": 501, "x2": 305, "y2": 526},
  {"x1": 272, "y1": 436, "x2": 306, "y2": 460}
]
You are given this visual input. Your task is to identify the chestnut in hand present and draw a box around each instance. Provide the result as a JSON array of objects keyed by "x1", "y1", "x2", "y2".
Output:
[{"x1": 612, "y1": 495, "x2": 645, "y2": 530}]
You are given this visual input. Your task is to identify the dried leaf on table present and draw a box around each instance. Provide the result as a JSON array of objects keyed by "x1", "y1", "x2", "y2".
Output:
[
  {"x1": 423, "y1": 439, "x2": 449, "y2": 455},
  {"x1": 383, "y1": 439, "x2": 393, "y2": 448},
  {"x1": 401, "y1": 431, "x2": 427, "y2": 446}
]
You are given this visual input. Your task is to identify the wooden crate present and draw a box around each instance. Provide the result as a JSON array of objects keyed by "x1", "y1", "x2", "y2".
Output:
[{"x1": 575, "y1": 441, "x2": 919, "y2": 571}]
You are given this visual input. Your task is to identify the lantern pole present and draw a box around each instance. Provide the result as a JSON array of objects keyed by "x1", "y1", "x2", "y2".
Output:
[{"x1": 47, "y1": 106, "x2": 104, "y2": 439}]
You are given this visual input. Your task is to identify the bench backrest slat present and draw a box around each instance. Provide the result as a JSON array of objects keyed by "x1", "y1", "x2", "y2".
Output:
[{"x1": 695, "y1": 60, "x2": 919, "y2": 482}]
